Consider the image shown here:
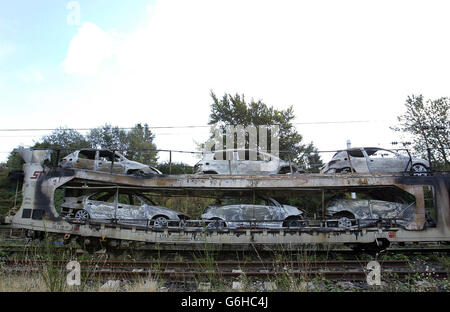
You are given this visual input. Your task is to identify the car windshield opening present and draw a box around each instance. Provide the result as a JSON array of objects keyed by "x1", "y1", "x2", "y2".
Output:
[
  {"x1": 347, "y1": 149, "x2": 365, "y2": 157},
  {"x1": 79, "y1": 150, "x2": 96, "y2": 160},
  {"x1": 364, "y1": 148, "x2": 380, "y2": 156}
]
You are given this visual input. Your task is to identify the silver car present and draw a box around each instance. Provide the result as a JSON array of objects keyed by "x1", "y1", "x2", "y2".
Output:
[
  {"x1": 194, "y1": 149, "x2": 297, "y2": 175},
  {"x1": 325, "y1": 197, "x2": 416, "y2": 228},
  {"x1": 321, "y1": 147, "x2": 430, "y2": 175},
  {"x1": 201, "y1": 197, "x2": 305, "y2": 228},
  {"x1": 65, "y1": 191, "x2": 189, "y2": 227},
  {"x1": 59, "y1": 149, "x2": 162, "y2": 176}
]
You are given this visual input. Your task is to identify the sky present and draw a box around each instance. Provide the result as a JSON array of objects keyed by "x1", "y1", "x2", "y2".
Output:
[{"x1": 1, "y1": 0, "x2": 450, "y2": 165}]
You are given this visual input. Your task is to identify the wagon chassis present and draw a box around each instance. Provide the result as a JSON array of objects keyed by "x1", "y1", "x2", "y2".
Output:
[{"x1": 3, "y1": 149, "x2": 450, "y2": 251}]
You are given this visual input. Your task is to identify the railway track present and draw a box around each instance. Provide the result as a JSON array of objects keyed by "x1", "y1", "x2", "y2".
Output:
[
  {"x1": 1, "y1": 258, "x2": 448, "y2": 282},
  {"x1": 1, "y1": 244, "x2": 449, "y2": 255}
]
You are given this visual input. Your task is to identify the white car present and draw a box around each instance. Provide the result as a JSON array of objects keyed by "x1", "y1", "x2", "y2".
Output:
[
  {"x1": 325, "y1": 197, "x2": 416, "y2": 229},
  {"x1": 201, "y1": 197, "x2": 305, "y2": 228},
  {"x1": 194, "y1": 149, "x2": 297, "y2": 175},
  {"x1": 65, "y1": 191, "x2": 189, "y2": 227},
  {"x1": 59, "y1": 149, "x2": 162, "y2": 176},
  {"x1": 321, "y1": 147, "x2": 430, "y2": 175}
]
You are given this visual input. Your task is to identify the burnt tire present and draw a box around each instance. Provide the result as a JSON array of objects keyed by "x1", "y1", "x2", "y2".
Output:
[
  {"x1": 128, "y1": 169, "x2": 152, "y2": 177},
  {"x1": 74, "y1": 209, "x2": 90, "y2": 221},
  {"x1": 337, "y1": 167, "x2": 352, "y2": 174},
  {"x1": 278, "y1": 167, "x2": 293, "y2": 174},
  {"x1": 152, "y1": 215, "x2": 169, "y2": 228},
  {"x1": 411, "y1": 163, "x2": 429, "y2": 176},
  {"x1": 283, "y1": 216, "x2": 304, "y2": 228},
  {"x1": 332, "y1": 212, "x2": 355, "y2": 228},
  {"x1": 206, "y1": 218, "x2": 226, "y2": 229}
]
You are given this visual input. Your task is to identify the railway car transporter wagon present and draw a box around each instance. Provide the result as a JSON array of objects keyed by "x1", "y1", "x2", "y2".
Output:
[{"x1": 2, "y1": 148, "x2": 449, "y2": 252}]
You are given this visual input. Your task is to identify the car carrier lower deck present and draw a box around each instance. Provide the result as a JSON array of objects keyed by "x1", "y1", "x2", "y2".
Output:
[{"x1": 3, "y1": 149, "x2": 449, "y2": 251}]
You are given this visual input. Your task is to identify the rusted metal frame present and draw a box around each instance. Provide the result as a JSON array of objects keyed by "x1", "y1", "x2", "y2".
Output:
[
  {"x1": 68, "y1": 215, "x2": 403, "y2": 231},
  {"x1": 110, "y1": 150, "x2": 115, "y2": 174},
  {"x1": 395, "y1": 183, "x2": 426, "y2": 230},
  {"x1": 113, "y1": 187, "x2": 119, "y2": 223},
  {"x1": 427, "y1": 148, "x2": 433, "y2": 172},
  {"x1": 55, "y1": 149, "x2": 61, "y2": 167},
  {"x1": 288, "y1": 153, "x2": 293, "y2": 173},
  {"x1": 403, "y1": 148, "x2": 413, "y2": 173},
  {"x1": 169, "y1": 150, "x2": 172, "y2": 175},
  {"x1": 13, "y1": 179, "x2": 19, "y2": 208},
  {"x1": 321, "y1": 189, "x2": 325, "y2": 219},
  {"x1": 346, "y1": 150, "x2": 355, "y2": 173},
  {"x1": 252, "y1": 189, "x2": 256, "y2": 230}
]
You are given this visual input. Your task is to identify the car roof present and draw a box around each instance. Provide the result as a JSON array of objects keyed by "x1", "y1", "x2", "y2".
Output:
[{"x1": 205, "y1": 149, "x2": 281, "y2": 159}]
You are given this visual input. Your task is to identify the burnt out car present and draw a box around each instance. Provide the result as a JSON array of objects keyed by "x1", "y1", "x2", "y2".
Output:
[
  {"x1": 321, "y1": 147, "x2": 429, "y2": 175},
  {"x1": 201, "y1": 196, "x2": 305, "y2": 228},
  {"x1": 325, "y1": 198, "x2": 416, "y2": 229},
  {"x1": 63, "y1": 191, "x2": 189, "y2": 227},
  {"x1": 194, "y1": 149, "x2": 298, "y2": 175},
  {"x1": 59, "y1": 149, "x2": 162, "y2": 176}
]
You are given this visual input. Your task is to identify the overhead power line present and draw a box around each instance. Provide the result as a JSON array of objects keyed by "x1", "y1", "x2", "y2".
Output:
[{"x1": 0, "y1": 120, "x2": 394, "y2": 132}]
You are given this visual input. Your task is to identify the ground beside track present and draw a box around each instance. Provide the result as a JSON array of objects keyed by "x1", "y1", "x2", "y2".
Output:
[{"x1": 0, "y1": 234, "x2": 449, "y2": 292}]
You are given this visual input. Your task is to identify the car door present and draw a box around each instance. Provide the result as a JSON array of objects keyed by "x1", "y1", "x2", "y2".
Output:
[
  {"x1": 240, "y1": 198, "x2": 279, "y2": 227},
  {"x1": 85, "y1": 192, "x2": 115, "y2": 219},
  {"x1": 347, "y1": 149, "x2": 370, "y2": 172},
  {"x1": 212, "y1": 151, "x2": 235, "y2": 174},
  {"x1": 115, "y1": 193, "x2": 137, "y2": 223},
  {"x1": 259, "y1": 153, "x2": 280, "y2": 174},
  {"x1": 74, "y1": 150, "x2": 96, "y2": 170},
  {"x1": 365, "y1": 148, "x2": 406, "y2": 173},
  {"x1": 369, "y1": 200, "x2": 398, "y2": 219},
  {"x1": 220, "y1": 204, "x2": 245, "y2": 227},
  {"x1": 96, "y1": 151, "x2": 123, "y2": 174},
  {"x1": 235, "y1": 150, "x2": 261, "y2": 174}
]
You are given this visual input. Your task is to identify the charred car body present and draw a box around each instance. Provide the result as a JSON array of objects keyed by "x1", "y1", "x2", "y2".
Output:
[
  {"x1": 194, "y1": 149, "x2": 297, "y2": 175},
  {"x1": 62, "y1": 190, "x2": 189, "y2": 227},
  {"x1": 201, "y1": 196, "x2": 305, "y2": 228},
  {"x1": 325, "y1": 198, "x2": 416, "y2": 229},
  {"x1": 59, "y1": 149, "x2": 162, "y2": 176},
  {"x1": 321, "y1": 147, "x2": 430, "y2": 175}
]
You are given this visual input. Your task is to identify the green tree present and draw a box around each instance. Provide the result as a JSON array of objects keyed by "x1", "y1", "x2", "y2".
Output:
[
  {"x1": 5, "y1": 128, "x2": 90, "y2": 168},
  {"x1": 6, "y1": 147, "x2": 25, "y2": 171},
  {"x1": 87, "y1": 124, "x2": 129, "y2": 151},
  {"x1": 156, "y1": 162, "x2": 193, "y2": 174},
  {"x1": 34, "y1": 128, "x2": 90, "y2": 151},
  {"x1": 205, "y1": 91, "x2": 322, "y2": 171},
  {"x1": 126, "y1": 123, "x2": 158, "y2": 165},
  {"x1": 392, "y1": 95, "x2": 450, "y2": 169}
]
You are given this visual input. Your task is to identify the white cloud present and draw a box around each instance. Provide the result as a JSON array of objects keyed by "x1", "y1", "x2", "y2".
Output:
[
  {"x1": 16, "y1": 69, "x2": 43, "y2": 84},
  {"x1": 62, "y1": 22, "x2": 115, "y2": 75},
  {"x1": 3, "y1": 0, "x2": 449, "y2": 163},
  {"x1": 0, "y1": 41, "x2": 15, "y2": 64}
]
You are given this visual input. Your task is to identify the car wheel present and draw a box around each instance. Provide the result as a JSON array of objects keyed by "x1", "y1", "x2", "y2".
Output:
[
  {"x1": 206, "y1": 218, "x2": 226, "y2": 229},
  {"x1": 333, "y1": 212, "x2": 355, "y2": 229},
  {"x1": 74, "y1": 209, "x2": 90, "y2": 221},
  {"x1": 152, "y1": 215, "x2": 169, "y2": 228},
  {"x1": 283, "y1": 217, "x2": 304, "y2": 228},
  {"x1": 337, "y1": 167, "x2": 352, "y2": 174},
  {"x1": 278, "y1": 167, "x2": 292, "y2": 174},
  {"x1": 411, "y1": 163, "x2": 428, "y2": 176}
]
